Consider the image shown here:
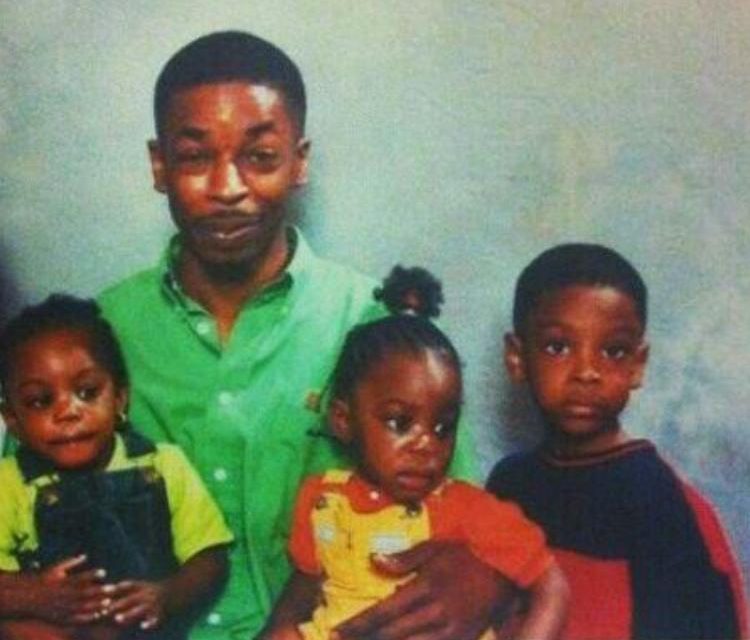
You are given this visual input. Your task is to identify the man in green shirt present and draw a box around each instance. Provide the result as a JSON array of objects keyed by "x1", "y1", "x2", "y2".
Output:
[{"x1": 100, "y1": 31, "x2": 509, "y2": 640}]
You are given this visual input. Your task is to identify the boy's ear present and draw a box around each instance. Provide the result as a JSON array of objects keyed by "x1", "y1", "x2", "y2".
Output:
[
  {"x1": 504, "y1": 332, "x2": 527, "y2": 383},
  {"x1": 629, "y1": 341, "x2": 650, "y2": 390},
  {"x1": 328, "y1": 398, "x2": 354, "y2": 445},
  {"x1": 147, "y1": 140, "x2": 167, "y2": 194},
  {"x1": 294, "y1": 138, "x2": 311, "y2": 187}
]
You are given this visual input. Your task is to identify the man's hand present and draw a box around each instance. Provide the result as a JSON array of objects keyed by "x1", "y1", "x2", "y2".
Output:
[
  {"x1": 107, "y1": 580, "x2": 166, "y2": 631},
  {"x1": 333, "y1": 541, "x2": 514, "y2": 640}
]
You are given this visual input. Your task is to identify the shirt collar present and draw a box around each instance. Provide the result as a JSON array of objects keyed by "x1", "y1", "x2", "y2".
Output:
[
  {"x1": 159, "y1": 226, "x2": 313, "y2": 310},
  {"x1": 340, "y1": 472, "x2": 450, "y2": 514}
]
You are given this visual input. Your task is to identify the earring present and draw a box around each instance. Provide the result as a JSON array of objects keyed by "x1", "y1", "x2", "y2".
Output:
[{"x1": 118, "y1": 409, "x2": 129, "y2": 427}]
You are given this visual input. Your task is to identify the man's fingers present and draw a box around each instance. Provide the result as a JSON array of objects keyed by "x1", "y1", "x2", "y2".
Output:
[
  {"x1": 370, "y1": 541, "x2": 446, "y2": 577},
  {"x1": 340, "y1": 601, "x2": 449, "y2": 640},
  {"x1": 49, "y1": 554, "x2": 88, "y2": 575},
  {"x1": 334, "y1": 579, "x2": 430, "y2": 638}
]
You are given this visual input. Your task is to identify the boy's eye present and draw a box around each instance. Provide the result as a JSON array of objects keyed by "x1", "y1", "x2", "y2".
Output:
[
  {"x1": 384, "y1": 415, "x2": 411, "y2": 434},
  {"x1": 603, "y1": 344, "x2": 629, "y2": 360},
  {"x1": 543, "y1": 340, "x2": 569, "y2": 356}
]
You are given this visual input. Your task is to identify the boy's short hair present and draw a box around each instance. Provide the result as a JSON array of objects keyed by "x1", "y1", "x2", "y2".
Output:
[
  {"x1": 0, "y1": 294, "x2": 128, "y2": 394},
  {"x1": 512, "y1": 243, "x2": 648, "y2": 334},
  {"x1": 154, "y1": 30, "x2": 307, "y2": 137}
]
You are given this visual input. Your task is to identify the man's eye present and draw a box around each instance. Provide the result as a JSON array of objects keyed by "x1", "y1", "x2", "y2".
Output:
[
  {"x1": 240, "y1": 148, "x2": 280, "y2": 169},
  {"x1": 384, "y1": 416, "x2": 410, "y2": 434},
  {"x1": 76, "y1": 385, "x2": 100, "y2": 402},
  {"x1": 175, "y1": 149, "x2": 210, "y2": 164},
  {"x1": 543, "y1": 341, "x2": 568, "y2": 356}
]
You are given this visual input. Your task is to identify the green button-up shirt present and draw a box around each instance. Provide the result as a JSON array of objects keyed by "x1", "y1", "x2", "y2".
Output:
[{"x1": 98, "y1": 229, "x2": 476, "y2": 639}]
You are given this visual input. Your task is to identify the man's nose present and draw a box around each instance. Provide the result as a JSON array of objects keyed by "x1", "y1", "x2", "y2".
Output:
[{"x1": 209, "y1": 158, "x2": 249, "y2": 205}]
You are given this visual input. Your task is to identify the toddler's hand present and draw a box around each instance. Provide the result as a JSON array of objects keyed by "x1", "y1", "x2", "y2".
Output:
[
  {"x1": 107, "y1": 579, "x2": 166, "y2": 631},
  {"x1": 37, "y1": 555, "x2": 114, "y2": 625}
]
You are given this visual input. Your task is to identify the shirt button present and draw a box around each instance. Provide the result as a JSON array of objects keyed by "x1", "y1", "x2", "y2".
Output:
[
  {"x1": 213, "y1": 468, "x2": 228, "y2": 482},
  {"x1": 207, "y1": 612, "x2": 222, "y2": 626},
  {"x1": 218, "y1": 391, "x2": 233, "y2": 406},
  {"x1": 196, "y1": 320, "x2": 211, "y2": 335}
]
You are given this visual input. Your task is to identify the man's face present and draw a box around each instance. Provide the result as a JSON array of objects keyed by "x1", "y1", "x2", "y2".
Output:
[
  {"x1": 150, "y1": 82, "x2": 309, "y2": 272},
  {"x1": 506, "y1": 285, "x2": 647, "y2": 455}
]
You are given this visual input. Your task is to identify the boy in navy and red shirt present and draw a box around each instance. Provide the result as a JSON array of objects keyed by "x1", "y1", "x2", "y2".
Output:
[{"x1": 487, "y1": 243, "x2": 748, "y2": 640}]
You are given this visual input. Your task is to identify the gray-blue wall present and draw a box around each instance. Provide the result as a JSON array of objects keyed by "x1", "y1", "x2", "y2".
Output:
[{"x1": 2, "y1": 1, "x2": 749, "y2": 597}]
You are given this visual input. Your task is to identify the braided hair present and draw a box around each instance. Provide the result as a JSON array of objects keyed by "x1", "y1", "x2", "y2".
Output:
[{"x1": 331, "y1": 266, "x2": 461, "y2": 402}]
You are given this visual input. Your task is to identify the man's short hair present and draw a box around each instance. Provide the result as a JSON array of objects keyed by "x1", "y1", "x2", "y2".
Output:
[
  {"x1": 154, "y1": 31, "x2": 306, "y2": 137},
  {"x1": 512, "y1": 243, "x2": 648, "y2": 334}
]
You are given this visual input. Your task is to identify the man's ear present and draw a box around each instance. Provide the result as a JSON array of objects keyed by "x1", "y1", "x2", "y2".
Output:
[
  {"x1": 629, "y1": 341, "x2": 649, "y2": 390},
  {"x1": 328, "y1": 398, "x2": 354, "y2": 445},
  {"x1": 294, "y1": 138, "x2": 311, "y2": 187},
  {"x1": 148, "y1": 139, "x2": 167, "y2": 194},
  {"x1": 504, "y1": 332, "x2": 527, "y2": 383}
]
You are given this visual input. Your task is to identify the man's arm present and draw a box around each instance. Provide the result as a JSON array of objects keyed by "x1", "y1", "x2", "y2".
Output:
[{"x1": 333, "y1": 541, "x2": 515, "y2": 640}]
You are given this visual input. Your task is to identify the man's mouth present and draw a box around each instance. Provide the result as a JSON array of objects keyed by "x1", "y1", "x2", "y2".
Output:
[{"x1": 194, "y1": 214, "x2": 264, "y2": 243}]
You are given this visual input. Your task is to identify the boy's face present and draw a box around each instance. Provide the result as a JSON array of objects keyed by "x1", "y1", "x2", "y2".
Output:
[
  {"x1": 506, "y1": 285, "x2": 647, "y2": 454},
  {"x1": 149, "y1": 81, "x2": 309, "y2": 273},
  {"x1": 330, "y1": 350, "x2": 461, "y2": 505},
  {"x1": 1, "y1": 329, "x2": 127, "y2": 471}
]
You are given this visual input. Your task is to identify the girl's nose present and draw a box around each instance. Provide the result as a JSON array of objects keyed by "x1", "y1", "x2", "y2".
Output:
[{"x1": 54, "y1": 395, "x2": 82, "y2": 423}]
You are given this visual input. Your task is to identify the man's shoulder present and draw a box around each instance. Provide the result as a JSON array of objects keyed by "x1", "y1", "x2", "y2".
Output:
[{"x1": 98, "y1": 264, "x2": 162, "y2": 308}]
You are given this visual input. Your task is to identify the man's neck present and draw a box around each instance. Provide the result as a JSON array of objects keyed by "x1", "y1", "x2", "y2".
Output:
[{"x1": 177, "y1": 232, "x2": 290, "y2": 343}]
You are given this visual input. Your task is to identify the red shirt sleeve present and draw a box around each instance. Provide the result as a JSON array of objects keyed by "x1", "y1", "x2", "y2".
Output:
[
  {"x1": 288, "y1": 474, "x2": 327, "y2": 576},
  {"x1": 429, "y1": 481, "x2": 552, "y2": 588}
]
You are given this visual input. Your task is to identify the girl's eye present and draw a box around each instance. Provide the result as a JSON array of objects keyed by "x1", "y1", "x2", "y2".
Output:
[
  {"x1": 24, "y1": 395, "x2": 52, "y2": 410},
  {"x1": 543, "y1": 340, "x2": 568, "y2": 356},
  {"x1": 76, "y1": 385, "x2": 101, "y2": 402},
  {"x1": 384, "y1": 415, "x2": 410, "y2": 434},
  {"x1": 433, "y1": 421, "x2": 456, "y2": 439}
]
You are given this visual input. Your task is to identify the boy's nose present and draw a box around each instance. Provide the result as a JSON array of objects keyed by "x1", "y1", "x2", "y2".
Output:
[
  {"x1": 209, "y1": 159, "x2": 249, "y2": 205},
  {"x1": 572, "y1": 350, "x2": 601, "y2": 384}
]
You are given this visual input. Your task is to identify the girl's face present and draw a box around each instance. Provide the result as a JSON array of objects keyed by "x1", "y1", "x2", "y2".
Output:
[
  {"x1": 332, "y1": 349, "x2": 461, "y2": 505},
  {"x1": 1, "y1": 328, "x2": 127, "y2": 471}
]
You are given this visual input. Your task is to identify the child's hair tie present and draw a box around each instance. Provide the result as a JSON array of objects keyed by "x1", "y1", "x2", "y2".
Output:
[{"x1": 374, "y1": 265, "x2": 444, "y2": 319}]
